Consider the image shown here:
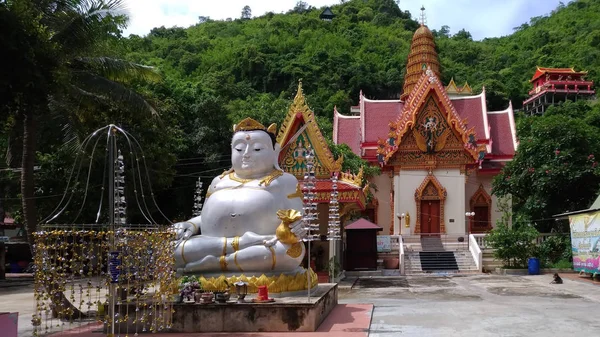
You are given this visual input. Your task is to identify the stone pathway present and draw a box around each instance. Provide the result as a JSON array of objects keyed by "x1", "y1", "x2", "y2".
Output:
[{"x1": 4, "y1": 272, "x2": 600, "y2": 336}]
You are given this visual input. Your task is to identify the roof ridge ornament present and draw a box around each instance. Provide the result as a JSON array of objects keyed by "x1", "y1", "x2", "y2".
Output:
[{"x1": 419, "y1": 6, "x2": 427, "y2": 26}]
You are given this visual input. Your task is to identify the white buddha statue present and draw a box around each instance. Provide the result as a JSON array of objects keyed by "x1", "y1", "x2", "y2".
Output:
[{"x1": 173, "y1": 118, "x2": 308, "y2": 280}]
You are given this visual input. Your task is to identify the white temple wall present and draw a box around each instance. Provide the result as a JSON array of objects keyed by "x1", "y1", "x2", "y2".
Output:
[
  {"x1": 465, "y1": 173, "x2": 511, "y2": 229},
  {"x1": 372, "y1": 173, "x2": 392, "y2": 234},
  {"x1": 432, "y1": 168, "x2": 466, "y2": 234},
  {"x1": 396, "y1": 170, "x2": 425, "y2": 235}
]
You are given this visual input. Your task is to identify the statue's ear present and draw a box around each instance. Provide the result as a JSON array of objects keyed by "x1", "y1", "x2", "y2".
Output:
[
  {"x1": 232, "y1": 124, "x2": 237, "y2": 132},
  {"x1": 273, "y1": 143, "x2": 282, "y2": 171}
]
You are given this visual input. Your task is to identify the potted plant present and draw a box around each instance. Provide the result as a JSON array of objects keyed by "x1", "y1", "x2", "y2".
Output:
[{"x1": 178, "y1": 276, "x2": 201, "y2": 303}]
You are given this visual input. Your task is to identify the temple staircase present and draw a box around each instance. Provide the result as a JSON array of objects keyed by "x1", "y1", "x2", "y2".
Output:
[{"x1": 403, "y1": 236, "x2": 480, "y2": 275}]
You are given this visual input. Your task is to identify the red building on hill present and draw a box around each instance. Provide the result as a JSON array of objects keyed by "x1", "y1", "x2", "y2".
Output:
[{"x1": 523, "y1": 67, "x2": 595, "y2": 115}]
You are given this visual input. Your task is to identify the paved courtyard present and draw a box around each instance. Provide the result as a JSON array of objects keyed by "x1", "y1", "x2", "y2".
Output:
[
  {"x1": 340, "y1": 273, "x2": 600, "y2": 337},
  {"x1": 1, "y1": 273, "x2": 599, "y2": 336}
]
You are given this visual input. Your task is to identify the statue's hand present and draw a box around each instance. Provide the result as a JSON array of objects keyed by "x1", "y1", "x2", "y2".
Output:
[
  {"x1": 263, "y1": 235, "x2": 278, "y2": 247},
  {"x1": 173, "y1": 221, "x2": 197, "y2": 240},
  {"x1": 289, "y1": 219, "x2": 307, "y2": 240}
]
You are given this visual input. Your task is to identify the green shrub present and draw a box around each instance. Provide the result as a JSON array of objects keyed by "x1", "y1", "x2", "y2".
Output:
[
  {"x1": 537, "y1": 235, "x2": 572, "y2": 267},
  {"x1": 485, "y1": 223, "x2": 539, "y2": 268},
  {"x1": 550, "y1": 259, "x2": 573, "y2": 269}
]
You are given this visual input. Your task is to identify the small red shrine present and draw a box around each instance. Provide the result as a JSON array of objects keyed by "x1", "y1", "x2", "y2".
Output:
[
  {"x1": 523, "y1": 67, "x2": 595, "y2": 114},
  {"x1": 333, "y1": 18, "x2": 517, "y2": 236}
]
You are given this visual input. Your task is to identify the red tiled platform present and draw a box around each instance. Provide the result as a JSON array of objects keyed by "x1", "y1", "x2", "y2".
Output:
[{"x1": 49, "y1": 304, "x2": 373, "y2": 337}]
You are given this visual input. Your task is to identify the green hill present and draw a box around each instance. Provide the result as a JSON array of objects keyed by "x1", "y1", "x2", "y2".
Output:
[{"x1": 125, "y1": 0, "x2": 600, "y2": 119}]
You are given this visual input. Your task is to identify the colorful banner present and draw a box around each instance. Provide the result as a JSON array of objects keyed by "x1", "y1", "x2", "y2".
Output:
[
  {"x1": 569, "y1": 211, "x2": 600, "y2": 273},
  {"x1": 377, "y1": 235, "x2": 392, "y2": 253}
]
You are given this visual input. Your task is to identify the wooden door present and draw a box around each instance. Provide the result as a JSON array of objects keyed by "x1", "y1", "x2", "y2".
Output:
[
  {"x1": 420, "y1": 200, "x2": 440, "y2": 236},
  {"x1": 472, "y1": 206, "x2": 489, "y2": 233}
]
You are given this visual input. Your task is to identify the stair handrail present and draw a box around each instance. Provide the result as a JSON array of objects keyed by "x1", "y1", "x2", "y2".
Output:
[
  {"x1": 468, "y1": 234, "x2": 482, "y2": 272},
  {"x1": 471, "y1": 233, "x2": 487, "y2": 249},
  {"x1": 399, "y1": 235, "x2": 405, "y2": 275}
]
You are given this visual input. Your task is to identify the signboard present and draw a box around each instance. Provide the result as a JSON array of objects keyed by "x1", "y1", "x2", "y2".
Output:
[
  {"x1": 569, "y1": 211, "x2": 600, "y2": 274},
  {"x1": 377, "y1": 235, "x2": 391, "y2": 253}
]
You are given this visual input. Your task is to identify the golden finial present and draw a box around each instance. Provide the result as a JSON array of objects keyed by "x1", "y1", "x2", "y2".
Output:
[
  {"x1": 292, "y1": 80, "x2": 309, "y2": 110},
  {"x1": 420, "y1": 6, "x2": 426, "y2": 26}
]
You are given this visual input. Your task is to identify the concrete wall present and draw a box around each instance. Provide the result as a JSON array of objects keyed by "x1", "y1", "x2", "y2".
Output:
[
  {"x1": 465, "y1": 173, "x2": 511, "y2": 229},
  {"x1": 372, "y1": 173, "x2": 392, "y2": 234},
  {"x1": 432, "y1": 168, "x2": 466, "y2": 234},
  {"x1": 395, "y1": 169, "x2": 467, "y2": 235},
  {"x1": 396, "y1": 170, "x2": 424, "y2": 235},
  {"x1": 119, "y1": 284, "x2": 339, "y2": 333},
  {"x1": 373, "y1": 168, "x2": 512, "y2": 236}
]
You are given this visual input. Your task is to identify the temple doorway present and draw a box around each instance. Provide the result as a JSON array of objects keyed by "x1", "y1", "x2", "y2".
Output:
[{"x1": 420, "y1": 200, "x2": 441, "y2": 236}]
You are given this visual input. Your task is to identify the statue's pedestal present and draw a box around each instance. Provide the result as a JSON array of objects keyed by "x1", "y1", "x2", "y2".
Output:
[
  {"x1": 112, "y1": 284, "x2": 338, "y2": 333},
  {"x1": 171, "y1": 283, "x2": 337, "y2": 333}
]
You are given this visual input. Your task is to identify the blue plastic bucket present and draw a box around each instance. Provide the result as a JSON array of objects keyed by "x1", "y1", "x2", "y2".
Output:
[{"x1": 528, "y1": 257, "x2": 540, "y2": 275}]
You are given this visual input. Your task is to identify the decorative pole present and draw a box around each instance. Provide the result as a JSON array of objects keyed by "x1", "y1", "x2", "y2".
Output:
[
  {"x1": 115, "y1": 150, "x2": 126, "y2": 226},
  {"x1": 107, "y1": 125, "x2": 118, "y2": 337},
  {"x1": 327, "y1": 172, "x2": 341, "y2": 282},
  {"x1": 192, "y1": 179, "x2": 204, "y2": 217},
  {"x1": 302, "y1": 146, "x2": 319, "y2": 302}
]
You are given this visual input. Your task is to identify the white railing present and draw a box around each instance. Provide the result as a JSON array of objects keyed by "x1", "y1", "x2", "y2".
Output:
[
  {"x1": 468, "y1": 234, "x2": 482, "y2": 272},
  {"x1": 388, "y1": 235, "x2": 404, "y2": 274},
  {"x1": 389, "y1": 235, "x2": 401, "y2": 251},
  {"x1": 472, "y1": 234, "x2": 488, "y2": 249},
  {"x1": 399, "y1": 235, "x2": 405, "y2": 275}
]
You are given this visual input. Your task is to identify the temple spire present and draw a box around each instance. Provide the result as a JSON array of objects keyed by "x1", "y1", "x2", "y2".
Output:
[
  {"x1": 419, "y1": 6, "x2": 426, "y2": 26},
  {"x1": 400, "y1": 9, "x2": 440, "y2": 101}
]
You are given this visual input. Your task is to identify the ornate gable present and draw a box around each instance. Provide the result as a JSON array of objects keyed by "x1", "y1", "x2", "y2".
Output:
[
  {"x1": 377, "y1": 69, "x2": 486, "y2": 169},
  {"x1": 277, "y1": 82, "x2": 342, "y2": 179}
]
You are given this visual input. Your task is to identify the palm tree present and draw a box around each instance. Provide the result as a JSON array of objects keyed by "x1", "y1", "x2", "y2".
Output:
[
  {"x1": 10, "y1": 0, "x2": 161, "y2": 252},
  {"x1": 3, "y1": 0, "x2": 160, "y2": 318}
]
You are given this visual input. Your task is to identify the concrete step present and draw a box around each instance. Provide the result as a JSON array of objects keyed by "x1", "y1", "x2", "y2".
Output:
[{"x1": 345, "y1": 270, "x2": 384, "y2": 277}]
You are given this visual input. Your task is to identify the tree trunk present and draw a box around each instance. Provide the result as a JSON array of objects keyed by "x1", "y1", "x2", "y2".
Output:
[
  {"x1": 21, "y1": 109, "x2": 89, "y2": 319},
  {"x1": 21, "y1": 108, "x2": 37, "y2": 255}
]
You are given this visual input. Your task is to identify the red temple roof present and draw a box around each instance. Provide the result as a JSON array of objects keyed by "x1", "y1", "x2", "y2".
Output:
[
  {"x1": 487, "y1": 102, "x2": 518, "y2": 156},
  {"x1": 530, "y1": 67, "x2": 587, "y2": 82},
  {"x1": 333, "y1": 81, "x2": 517, "y2": 163},
  {"x1": 345, "y1": 218, "x2": 383, "y2": 230},
  {"x1": 333, "y1": 107, "x2": 361, "y2": 154},
  {"x1": 363, "y1": 99, "x2": 404, "y2": 141}
]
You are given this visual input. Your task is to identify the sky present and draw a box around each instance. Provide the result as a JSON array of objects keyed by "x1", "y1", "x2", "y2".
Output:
[{"x1": 123, "y1": 0, "x2": 572, "y2": 41}]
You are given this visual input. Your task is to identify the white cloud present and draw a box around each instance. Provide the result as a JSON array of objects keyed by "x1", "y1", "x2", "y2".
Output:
[
  {"x1": 123, "y1": 0, "x2": 337, "y2": 37},
  {"x1": 123, "y1": 0, "x2": 571, "y2": 40},
  {"x1": 401, "y1": 0, "x2": 571, "y2": 40}
]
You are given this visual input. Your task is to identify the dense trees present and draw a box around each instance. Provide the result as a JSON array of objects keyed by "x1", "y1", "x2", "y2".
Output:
[
  {"x1": 493, "y1": 101, "x2": 600, "y2": 231},
  {"x1": 2, "y1": 0, "x2": 600, "y2": 234},
  {"x1": 1, "y1": 0, "x2": 170, "y2": 247}
]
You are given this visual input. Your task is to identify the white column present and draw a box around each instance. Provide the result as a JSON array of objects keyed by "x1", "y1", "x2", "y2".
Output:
[{"x1": 394, "y1": 171, "x2": 401, "y2": 235}]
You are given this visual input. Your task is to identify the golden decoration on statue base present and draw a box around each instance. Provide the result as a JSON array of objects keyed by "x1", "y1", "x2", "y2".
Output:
[{"x1": 197, "y1": 268, "x2": 319, "y2": 294}]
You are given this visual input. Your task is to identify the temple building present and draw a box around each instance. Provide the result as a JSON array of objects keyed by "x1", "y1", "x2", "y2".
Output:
[
  {"x1": 276, "y1": 84, "x2": 367, "y2": 275},
  {"x1": 333, "y1": 17, "x2": 517, "y2": 241},
  {"x1": 523, "y1": 67, "x2": 595, "y2": 115}
]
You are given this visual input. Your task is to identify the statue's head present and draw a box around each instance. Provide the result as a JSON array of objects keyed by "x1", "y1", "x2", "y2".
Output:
[{"x1": 231, "y1": 118, "x2": 280, "y2": 178}]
